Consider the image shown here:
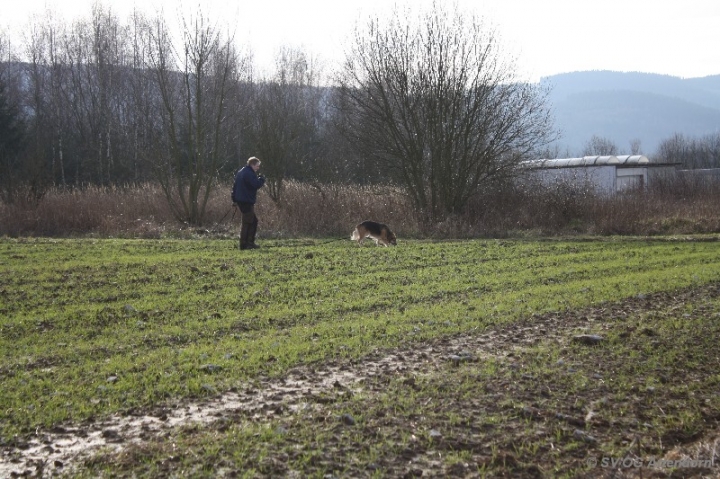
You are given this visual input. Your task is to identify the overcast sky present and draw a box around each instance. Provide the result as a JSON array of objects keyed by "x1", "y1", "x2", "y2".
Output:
[{"x1": 1, "y1": 0, "x2": 718, "y2": 82}]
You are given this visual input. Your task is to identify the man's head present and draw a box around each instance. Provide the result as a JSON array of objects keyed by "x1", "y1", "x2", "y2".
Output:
[{"x1": 247, "y1": 156, "x2": 261, "y2": 172}]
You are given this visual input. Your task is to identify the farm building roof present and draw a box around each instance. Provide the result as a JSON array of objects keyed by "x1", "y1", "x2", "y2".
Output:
[{"x1": 521, "y1": 155, "x2": 650, "y2": 169}]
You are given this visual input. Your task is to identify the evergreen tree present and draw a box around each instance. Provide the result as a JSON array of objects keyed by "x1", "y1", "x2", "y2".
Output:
[{"x1": 0, "y1": 77, "x2": 26, "y2": 201}]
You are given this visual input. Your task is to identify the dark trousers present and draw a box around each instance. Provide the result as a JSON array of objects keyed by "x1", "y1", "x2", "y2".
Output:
[{"x1": 237, "y1": 202, "x2": 258, "y2": 249}]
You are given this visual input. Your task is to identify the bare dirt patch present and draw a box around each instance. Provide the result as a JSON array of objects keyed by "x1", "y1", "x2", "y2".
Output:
[{"x1": 3, "y1": 285, "x2": 720, "y2": 478}]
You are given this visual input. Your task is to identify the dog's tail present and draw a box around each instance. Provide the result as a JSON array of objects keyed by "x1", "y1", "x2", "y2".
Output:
[{"x1": 350, "y1": 227, "x2": 360, "y2": 241}]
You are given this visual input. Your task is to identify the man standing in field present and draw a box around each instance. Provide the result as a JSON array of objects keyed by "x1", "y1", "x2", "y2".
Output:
[{"x1": 232, "y1": 157, "x2": 266, "y2": 250}]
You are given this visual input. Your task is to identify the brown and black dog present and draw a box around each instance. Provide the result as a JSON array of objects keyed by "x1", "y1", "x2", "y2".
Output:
[{"x1": 350, "y1": 221, "x2": 397, "y2": 246}]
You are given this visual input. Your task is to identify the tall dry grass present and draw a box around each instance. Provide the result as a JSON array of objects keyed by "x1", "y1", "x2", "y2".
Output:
[
  {"x1": 591, "y1": 174, "x2": 720, "y2": 235},
  {"x1": 1, "y1": 177, "x2": 719, "y2": 239}
]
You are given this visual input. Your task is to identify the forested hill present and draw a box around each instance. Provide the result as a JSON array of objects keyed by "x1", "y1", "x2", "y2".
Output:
[{"x1": 541, "y1": 70, "x2": 720, "y2": 156}]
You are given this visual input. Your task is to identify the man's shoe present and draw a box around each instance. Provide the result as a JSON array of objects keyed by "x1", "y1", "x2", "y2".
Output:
[{"x1": 247, "y1": 243, "x2": 260, "y2": 249}]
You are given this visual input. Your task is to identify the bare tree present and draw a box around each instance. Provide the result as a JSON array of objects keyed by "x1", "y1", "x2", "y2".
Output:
[
  {"x1": 535, "y1": 143, "x2": 573, "y2": 160},
  {"x1": 335, "y1": 3, "x2": 555, "y2": 220},
  {"x1": 7, "y1": 2, "x2": 252, "y2": 198},
  {"x1": 125, "y1": 8, "x2": 160, "y2": 183},
  {"x1": 657, "y1": 132, "x2": 720, "y2": 169},
  {"x1": 629, "y1": 138, "x2": 642, "y2": 155},
  {"x1": 145, "y1": 9, "x2": 250, "y2": 225},
  {"x1": 23, "y1": 13, "x2": 70, "y2": 193},
  {"x1": 19, "y1": 5, "x2": 163, "y2": 188},
  {"x1": 60, "y1": 5, "x2": 128, "y2": 184},
  {"x1": 249, "y1": 46, "x2": 325, "y2": 203},
  {"x1": 582, "y1": 135, "x2": 618, "y2": 156}
]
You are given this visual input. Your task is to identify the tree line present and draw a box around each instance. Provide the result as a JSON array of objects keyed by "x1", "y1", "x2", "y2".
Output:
[
  {"x1": 3, "y1": 3, "x2": 714, "y2": 226},
  {"x1": 0, "y1": 6, "x2": 335, "y2": 223},
  {"x1": 576, "y1": 133, "x2": 720, "y2": 169}
]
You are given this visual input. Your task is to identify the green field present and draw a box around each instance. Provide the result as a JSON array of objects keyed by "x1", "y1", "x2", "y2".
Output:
[{"x1": 1, "y1": 237, "x2": 720, "y2": 477}]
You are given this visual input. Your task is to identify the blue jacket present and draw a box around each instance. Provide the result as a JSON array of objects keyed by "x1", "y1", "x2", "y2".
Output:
[{"x1": 232, "y1": 166, "x2": 265, "y2": 204}]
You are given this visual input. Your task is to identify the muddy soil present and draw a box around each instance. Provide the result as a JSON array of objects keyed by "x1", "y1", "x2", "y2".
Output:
[{"x1": 2, "y1": 286, "x2": 720, "y2": 478}]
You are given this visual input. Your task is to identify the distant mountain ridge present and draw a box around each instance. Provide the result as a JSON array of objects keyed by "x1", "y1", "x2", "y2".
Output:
[{"x1": 541, "y1": 71, "x2": 720, "y2": 156}]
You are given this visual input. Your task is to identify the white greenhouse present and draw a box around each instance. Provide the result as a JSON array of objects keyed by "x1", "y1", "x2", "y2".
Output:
[{"x1": 519, "y1": 155, "x2": 677, "y2": 194}]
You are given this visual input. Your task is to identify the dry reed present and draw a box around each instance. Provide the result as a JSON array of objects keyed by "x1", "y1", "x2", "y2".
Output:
[{"x1": 1, "y1": 178, "x2": 719, "y2": 239}]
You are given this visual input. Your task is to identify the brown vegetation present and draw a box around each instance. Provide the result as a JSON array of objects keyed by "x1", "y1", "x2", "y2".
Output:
[{"x1": 1, "y1": 176, "x2": 719, "y2": 239}]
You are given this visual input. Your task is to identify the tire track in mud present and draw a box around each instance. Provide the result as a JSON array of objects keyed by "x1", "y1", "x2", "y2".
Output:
[
  {"x1": 0, "y1": 326, "x2": 567, "y2": 476},
  {"x1": 2, "y1": 285, "x2": 719, "y2": 478}
]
